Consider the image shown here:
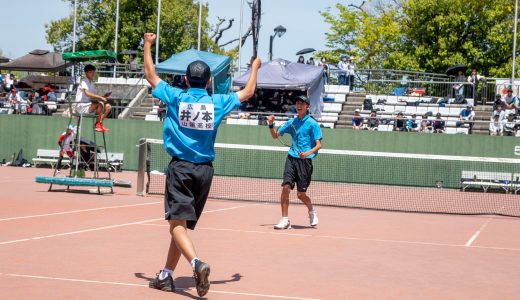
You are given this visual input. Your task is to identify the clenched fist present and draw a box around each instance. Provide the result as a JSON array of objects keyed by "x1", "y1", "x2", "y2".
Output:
[
  {"x1": 267, "y1": 114, "x2": 275, "y2": 125},
  {"x1": 144, "y1": 33, "x2": 157, "y2": 45},
  {"x1": 251, "y1": 57, "x2": 261, "y2": 70}
]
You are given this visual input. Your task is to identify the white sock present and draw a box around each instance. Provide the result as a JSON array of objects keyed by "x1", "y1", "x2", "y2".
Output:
[
  {"x1": 282, "y1": 217, "x2": 289, "y2": 222},
  {"x1": 191, "y1": 258, "x2": 200, "y2": 270},
  {"x1": 159, "y1": 268, "x2": 172, "y2": 280}
]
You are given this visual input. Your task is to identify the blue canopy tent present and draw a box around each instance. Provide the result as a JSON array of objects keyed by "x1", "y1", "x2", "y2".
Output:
[
  {"x1": 233, "y1": 59, "x2": 325, "y2": 117},
  {"x1": 155, "y1": 49, "x2": 231, "y2": 94}
]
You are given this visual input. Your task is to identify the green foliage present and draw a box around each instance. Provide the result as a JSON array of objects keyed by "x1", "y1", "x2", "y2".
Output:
[
  {"x1": 319, "y1": 0, "x2": 518, "y2": 77},
  {"x1": 46, "y1": 0, "x2": 217, "y2": 61}
]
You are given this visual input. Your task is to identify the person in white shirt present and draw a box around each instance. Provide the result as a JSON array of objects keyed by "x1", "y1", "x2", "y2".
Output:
[
  {"x1": 8, "y1": 88, "x2": 23, "y2": 114},
  {"x1": 347, "y1": 56, "x2": 356, "y2": 91},
  {"x1": 337, "y1": 55, "x2": 348, "y2": 86},
  {"x1": 503, "y1": 114, "x2": 517, "y2": 136},
  {"x1": 5, "y1": 74, "x2": 14, "y2": 91},
  {"x1": 491, "y1": 105, "x2": 506, "y2": 122},
  {"x1": 318, "y1": 57, "x2": 330, "y2": 84},
  {"x1": 489, "y1": 114, "x2": 503, "y2": 136},
  {"x1": 74, "y1": 64, "x2": 112, "y2": 132}
]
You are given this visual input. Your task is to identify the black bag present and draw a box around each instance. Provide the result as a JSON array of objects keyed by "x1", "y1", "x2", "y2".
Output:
[
  {"x1": 376, "y1": 99, "x2": 387, "y2": 105},
  {"x1": 13, "y1": 149, "x2": 28, "y2": 167},
  {"x1": 425, "y1": 111, "x2": 433, "y2": 117},
  {"x1": 363, "y1": 98, "x2": 373, "y2": 111},
  {"x1": 430, "y1": 98, "x2": 439, "y2": 104}
]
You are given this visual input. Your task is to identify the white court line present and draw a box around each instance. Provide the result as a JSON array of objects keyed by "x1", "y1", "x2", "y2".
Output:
[
  {"x1": 0, "y1": 204, "x2": 258, "y2": 246},
  {"x1": 202, "y1": 203, "x2": 262, "y2": 213},
  {"x1": 137, "y1": 225, "x2": 520, "y2": 252},
  {"x1": 465, "y1": 216, "x2": 495, "y2": 247},
  {"x1": 0, "y1": 202, "x2": 161, "y2": 222},
  {"x1": 0, "y1": 273, "x2": 321, "y2": 300}
]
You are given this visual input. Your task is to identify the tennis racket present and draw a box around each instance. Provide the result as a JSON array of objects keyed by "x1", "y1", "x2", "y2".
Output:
[{"x1": 276, "y1": 121, "x2": 302, "y2": 154}]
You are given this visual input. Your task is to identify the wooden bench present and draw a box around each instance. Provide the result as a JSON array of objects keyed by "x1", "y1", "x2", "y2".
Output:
[
  {"x1": 461, "y1": 171, "x2": 512, "y2": 193},
  {"x1": 32, "y1": 149, "x2": 70, "y2": 168}
]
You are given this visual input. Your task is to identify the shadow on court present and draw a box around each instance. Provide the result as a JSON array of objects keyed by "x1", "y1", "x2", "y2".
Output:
[{"x1": 134, "y1": 272, "x2": 243, "y2": 299}]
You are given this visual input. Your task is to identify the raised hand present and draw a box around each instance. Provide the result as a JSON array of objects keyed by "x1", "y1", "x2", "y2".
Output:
[
  {"x1": 251, "y1": 57, "x2": 261, "y2": 70},
  {"x1": 144, "y1": 33, "x2": 157, "y2": 45},
  {"x1": 267, "y1": 114, "x2": 275, "y2": 125}
]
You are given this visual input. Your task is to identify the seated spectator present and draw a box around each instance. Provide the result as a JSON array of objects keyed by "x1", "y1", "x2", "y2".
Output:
[
  {"x1": 503, "y1": 114, "x2": 517, "y2": 136},
  {"x1": 420, "y1": 115, "x2": 433, "y2": 133},
  {"x1": 393, "y1": 112, "x2": 407, "y2": 131},
  {"x1": 297, "y1": 56, "x2": 305, "y2": 64},
  {"x1": 489, "y1": 114, "x2": 503, "y2": 136},
  {"x1": 8, "y1": 88, "x2": 22, "y2": 114},
  {"x1": 31, "y1": 91, "x2": 44, "y2": 115},
  {"x1": 491, "y1": 105, "x2": 506, "y2": 122},
  {"x1": 306, "y1": 57, "x2": 315, "y2": 65},
  {"x1": 494, "y1": 94, "x2": 504, "y2": 110},
  {"x1": 432, "y1": 113, "x2": 446, "y2": 133},
  {"x1": 367, "y1": 110, "x2": 379, "y2": 131},
  {"x1": 504, "y1": 88, "x2": 517, "y2": 113},
  {"x1": 407, "y1": 113, "x2": 420, "y2": 132},
  {"x1": 456, "y1": 105, "x2": 475, "y2": 133},
  {"x1": 352, "y1": 109, "x2": 364, "y2": 130},
  {"x1": 239, "y1": 112, "x2": 251, "y2": 119}
]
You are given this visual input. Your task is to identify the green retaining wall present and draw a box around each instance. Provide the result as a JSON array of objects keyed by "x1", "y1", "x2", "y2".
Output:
[{"x1": 1, "y1": 115, "x2": 520, "y2": 176}]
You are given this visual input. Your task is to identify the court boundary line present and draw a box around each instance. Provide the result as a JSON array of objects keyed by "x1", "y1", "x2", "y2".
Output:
[
  {"x1": 137, "y1": 224, "x2": 520, "y2": 252},
  {"x1": 0, "y1": 201, "x2": 162, "y2": 222},
  {"x1": 0, "y1": 204, "x2": 259, "y2": 246},
  {"x1": 465, "y1": 216, "x2": 495, "y2": 247},
  {"x1": 0, "y1": 273, "x2": 322, "y2": 300}
]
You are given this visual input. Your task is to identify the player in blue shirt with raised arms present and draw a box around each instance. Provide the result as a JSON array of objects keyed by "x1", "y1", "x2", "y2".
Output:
[
  {"x1": 267, "y1": 96, "x2": 323, "y2": 230},
  {"x1": 143, "y1": 33, "x2": 261, "y2": 297}
]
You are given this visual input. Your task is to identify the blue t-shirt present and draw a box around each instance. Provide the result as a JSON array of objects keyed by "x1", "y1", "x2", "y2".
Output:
[
  {"x1": 278, "y1": 115, "x2": 323, "y2": 159},
  {"x1": 152, "y1": 80, "x2": 240, "y2": 163}
]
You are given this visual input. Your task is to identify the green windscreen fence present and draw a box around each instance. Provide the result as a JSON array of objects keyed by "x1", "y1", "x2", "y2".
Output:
[{"x1": 137, "y1": 139, "x2": 520, "y2": 217}]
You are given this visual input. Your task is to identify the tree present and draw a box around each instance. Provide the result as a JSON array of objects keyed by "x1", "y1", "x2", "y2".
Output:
[
  {"x1": 46, "y1": 0, "x2": 215, "y2": 61},
  {"x1": 319, "y1": 0, "x2": 517, "y2": 77}
]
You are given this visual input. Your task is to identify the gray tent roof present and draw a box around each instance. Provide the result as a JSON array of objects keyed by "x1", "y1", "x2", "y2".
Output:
[
  {"x1": 0, "y1": 50, "x2": 69, "y2": 72},
  {"x1": 233, "y1": 59, "x2": 323, "y2": 90},
  {"x1": 234, "y1": 59, "x2": 325, "y2": 117},
  {"x1": 0, "y1": 55, "x2": 9, "y2": 63}
]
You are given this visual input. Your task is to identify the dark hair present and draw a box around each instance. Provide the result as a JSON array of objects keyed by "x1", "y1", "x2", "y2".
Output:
[
  {"x1": 187, "y1": 80, "x2": 207, "y2": 89},
  {"x1": 84, "y1": 64, "x2": 96, "y2": 73}
]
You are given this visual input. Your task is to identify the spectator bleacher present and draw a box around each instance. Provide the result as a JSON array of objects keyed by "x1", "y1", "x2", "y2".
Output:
[{"x1": 356, "y1": 94, "x2": 472, "y2": 134}]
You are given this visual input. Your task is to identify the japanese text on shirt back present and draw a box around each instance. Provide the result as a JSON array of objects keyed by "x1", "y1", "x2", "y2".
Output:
[{"x1": 178, "y1": 102, "x2": 215, "y2": 130}]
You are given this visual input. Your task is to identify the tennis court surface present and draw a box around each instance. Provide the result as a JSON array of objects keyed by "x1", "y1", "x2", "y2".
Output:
[{"x1": 2, "y1": 167, "x2": 520, "y2": 299}]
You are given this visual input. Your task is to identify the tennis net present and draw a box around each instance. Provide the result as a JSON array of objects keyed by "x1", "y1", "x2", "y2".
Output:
[{"x1": 136, "y1": 138, "x2": 520, "y2": 217}]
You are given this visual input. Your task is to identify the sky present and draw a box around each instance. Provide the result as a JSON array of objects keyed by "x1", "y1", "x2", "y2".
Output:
[{"x1": 1, "y1": 0, "x2": 348, "y2": 62}]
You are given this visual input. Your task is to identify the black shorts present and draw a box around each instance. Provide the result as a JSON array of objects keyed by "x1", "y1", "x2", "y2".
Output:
[
  {"x1": 282, "y1": 155, "x2": 313, "y2": 193},
  {"x1": 164, "y1": 157, "x2": 214, "y2": 230}
]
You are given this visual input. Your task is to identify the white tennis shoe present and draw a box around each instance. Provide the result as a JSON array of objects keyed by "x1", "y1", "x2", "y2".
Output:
[
  {"x1": 309, "y1": 210, "x2": 319, "y2": 227},
  {"x1": 274, "y1": 218, "x2": 291, "y2": 230}
]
